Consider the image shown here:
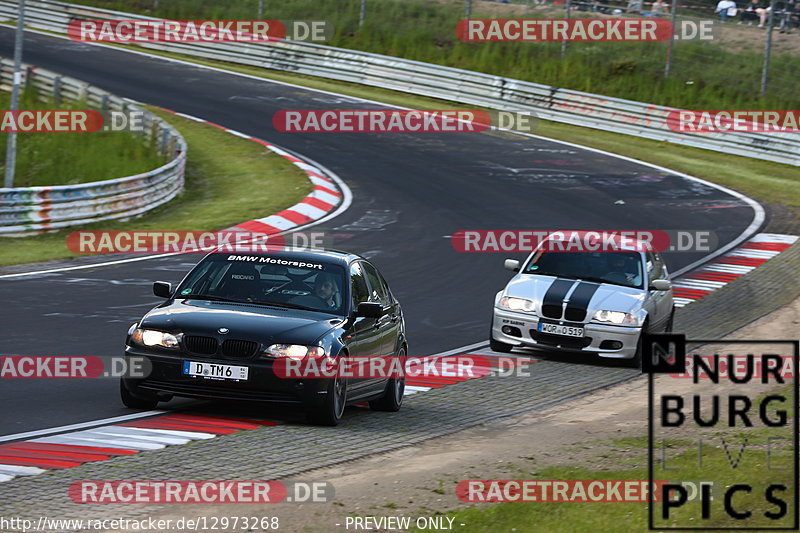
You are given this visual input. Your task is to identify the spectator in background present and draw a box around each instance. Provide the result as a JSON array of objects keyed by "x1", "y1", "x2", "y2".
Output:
[
  {"x1": 591, "y1": 0, "x2": 611, "y2": 12},
  {"x1": 740, "y1": 0, "x2": 769, "y2": 26},
  {"x1": 627, "y1": 0, "x2": 644, "y2": 13},
  {"x1": 778, "y1": 0, "x2": 799, "y2": 32},
  {"x1": 715, "y1": 0, "x2": 738, "y2": 21},
  {"x1": 650, "y1": 0, "x2": 667, "y2": 16}
]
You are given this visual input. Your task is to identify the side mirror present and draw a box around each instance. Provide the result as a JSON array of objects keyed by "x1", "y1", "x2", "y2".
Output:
[
  {"x1": 153, "y1": 281, "x2": 172, "y2": 298},
  {"x1": 650, "y1": 279, "x2": 672, "y2": 291},
  {"x1": 504, "y1": 259, "x2": 520, "y2": 272},
  {"x1": 355, "y1": 301, "x2": 383, "y2": 318}
]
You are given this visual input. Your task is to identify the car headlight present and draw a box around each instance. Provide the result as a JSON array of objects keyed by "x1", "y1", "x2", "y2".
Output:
[
  {"x1": 498, "y1": 296, "x2": 536, "y2": 314},
  {"x1": 264, "y1": 344, "x2": 327, "y2": 360},
  {"x1": 131, "y1": 328, "x2": 180, "y2": 348},
  {"x1": 593, "y1": 310, "x2": 639, "y2": 326}
]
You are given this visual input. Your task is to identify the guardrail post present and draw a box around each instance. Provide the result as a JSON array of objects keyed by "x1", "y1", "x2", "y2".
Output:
[
  {"x1": 167, "y1": 134, "x2": 176, "y2": 156},
  {"x1": 359, "y1": 0, "x2": 366, "y2": 26},
  {"x1": 52, "y1": 75, "x2": 62, "y2": 105},
  {"x1": 150, "y1": 119, "x2": 159, "y2": 145},
  {"x1": 100, "y1": 93, "x2": 109, "y2": 115},
  {"x1": 160, "y1": 126, "x2": 170, "y2": 155}
]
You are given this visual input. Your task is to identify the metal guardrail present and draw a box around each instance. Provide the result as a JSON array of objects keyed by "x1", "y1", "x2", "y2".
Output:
[
  {"x1": 0, "y1": 57, "x2": 186, "y2": 236},
  {"x1": 0, "y1": 0, "x2": 797, "y2": 167}
]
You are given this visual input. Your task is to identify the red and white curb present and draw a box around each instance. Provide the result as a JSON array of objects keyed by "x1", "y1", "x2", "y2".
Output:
[
  {"x1": 0, "y1": 414, "x2": 277, "y2": 482},
  {"x1": 0, "y1": 354, "x2": 528, "y2": 482},
  {"x1": 165, "y1": 109, "x2": 345, "y2": 236},
  {"x1": 404, "y1": 353, "x2": 534, "y2": 395},
  {"x1": 673, "y1": 233, "x2": 798, "y2": 308}
]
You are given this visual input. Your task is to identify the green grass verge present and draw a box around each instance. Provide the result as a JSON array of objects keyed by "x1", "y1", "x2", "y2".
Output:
[
  {"x1": 0, "y1": 108, "x2": 311, "y2": 266},
  {"x1": 86, "y1": 47, "x2": 800, "y2": 212},
  {"x1": 0, "y1": 86, "x2": 164, "y2": 187},
  {"x1": 74, "y1": 0, "x2": 800, "y2": 109}
]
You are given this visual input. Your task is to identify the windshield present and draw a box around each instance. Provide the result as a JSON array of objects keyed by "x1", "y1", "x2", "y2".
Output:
[
  {"x1": 523, "y1": 251, "x2": 644, "y2": 289},
  {"x1": 175, "y1": 254, "x2": 347, "y2": 314}
]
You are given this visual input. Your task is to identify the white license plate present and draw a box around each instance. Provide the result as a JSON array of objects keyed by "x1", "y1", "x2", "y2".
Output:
[
  {"x1": 183, "y1": 361, "x2": 249, "y2": 381},
  {"x1": 538, "y1": 323, "x2": 584, "y2": 337}
]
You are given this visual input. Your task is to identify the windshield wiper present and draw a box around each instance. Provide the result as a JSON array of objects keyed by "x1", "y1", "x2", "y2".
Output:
[
  {"x1": 524, "y1": 273, "x2": 637, "y2": 288},
  {"x1": 572, "y1": 275, "x2": 637, "y2": 287},
  {"x1": 183, "y1": 294, "x2": 340, "y2": 313},
  {"x1": 182, "y1": 294, "x2": 244, "y2": 304},
  {"x1": 249, "y1": 300, "x2": 314, "y2": 311}
]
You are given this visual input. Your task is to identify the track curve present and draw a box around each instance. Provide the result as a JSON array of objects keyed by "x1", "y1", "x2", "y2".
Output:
[{"x1": 0, "y1": 28, "x2": 761, "y2": 436}]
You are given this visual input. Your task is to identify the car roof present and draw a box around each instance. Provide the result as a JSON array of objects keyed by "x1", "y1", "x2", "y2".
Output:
[
  {"x1": 536, "y1": 232, "x2": 651, "y2": 255},
  {"x1": 206, "y1": 248, "x2": 365, "y2": 266}
]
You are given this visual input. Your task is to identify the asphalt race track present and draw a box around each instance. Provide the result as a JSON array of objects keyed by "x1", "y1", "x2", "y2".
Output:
[{"x1": 0, "y1": 28, "x2": 761, "y2": 438}]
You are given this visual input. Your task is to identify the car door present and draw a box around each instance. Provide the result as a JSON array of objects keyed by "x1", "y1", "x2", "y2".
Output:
[
  {"x1": 344, "y1": 261, "x2": 383, "y2": 397},
  {"x1": 358, "y1": 261, "x2": 397, "y2": 394},
  {"x1": 645, "y1": 252, "x2": 672, "y2": 331},
  {"x1": 362, "y1": 261, "x2": 401, "y2": 357}
]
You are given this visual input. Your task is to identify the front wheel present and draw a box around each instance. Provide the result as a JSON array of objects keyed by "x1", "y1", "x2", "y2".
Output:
[
  {"x1": 490, "y1": 334, "x2": 513, "y2": 353},
  {"x1": 307, "y1": 375, "x2": 347, "y2": 426},
  {"x1": 629, "y1": 320, "x2": 650, "y2": 370},
  {"x1": 664, "y1": 308, "x2": 675, "y2": 333},
  {"x1": 370, "y1": 346, "x2": 406, "y2": 412},
  {"x1": 489, "y1": 323, "x2": 513, "y2": 353},
  {"x1": 120, "y1": 380, "x2": 159, "y2": 410}
]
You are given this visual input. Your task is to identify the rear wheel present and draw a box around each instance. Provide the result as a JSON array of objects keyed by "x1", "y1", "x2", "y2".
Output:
[
  {"x1": 120, "y1": 380, "x2": 159, "y2": 410},
  {"x1": 370, "y1": 346, "x2": 406, "y2": 412},
  {"x1": 307, "y1": 375, "x2": 347, "y2": 426}
]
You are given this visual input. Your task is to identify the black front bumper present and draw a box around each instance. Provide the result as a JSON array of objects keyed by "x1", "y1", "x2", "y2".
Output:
[{"x1": 122, "y1": 347, "x2": 330, "y2": 407}]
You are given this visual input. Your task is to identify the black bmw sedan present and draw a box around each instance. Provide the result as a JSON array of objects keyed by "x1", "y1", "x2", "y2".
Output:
[{"x1": 121, "y1": 249, "x2": 407, "y2": 425}]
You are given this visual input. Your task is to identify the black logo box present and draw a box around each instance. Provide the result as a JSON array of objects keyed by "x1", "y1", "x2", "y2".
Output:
[{"x1": 645, "y1": 336, "x2": 799, "y2": 531}]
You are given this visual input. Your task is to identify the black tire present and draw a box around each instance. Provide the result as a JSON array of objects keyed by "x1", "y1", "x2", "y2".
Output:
[
  {"x1": 629, "y1": 320, "x2": 650, "y2": 370},
  {"x1": 120, "y1": 380, "x2": 159, "y2": 410},
  {"x1": 664, "y1": 308, "x2": 675, "y2": 333},
  {"x1": 370, "y1": 346, "x2": 406, "y2": 412},
  {"x1": 489, "y1": 334, "x2": 513, "y2": 353},
  {"x1": 307, "y1": 374, "x2": 347, "y2": 426}
]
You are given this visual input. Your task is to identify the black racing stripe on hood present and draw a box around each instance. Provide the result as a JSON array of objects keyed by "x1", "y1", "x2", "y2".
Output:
[
  {"x1": 541, "y1": 279, "x2": 575, "y2": 319},
  {"x1": 564, "y1": 281, "x2": 600, "y2": 322}
]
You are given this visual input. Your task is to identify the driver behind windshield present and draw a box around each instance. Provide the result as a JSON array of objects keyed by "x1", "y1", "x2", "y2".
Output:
[
  {"x1": 291, "y1": 272, "x2": 341, "y2": 312},
  {"x1": 606, "y1": 253, "x2": 642, "y2": 287}
]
